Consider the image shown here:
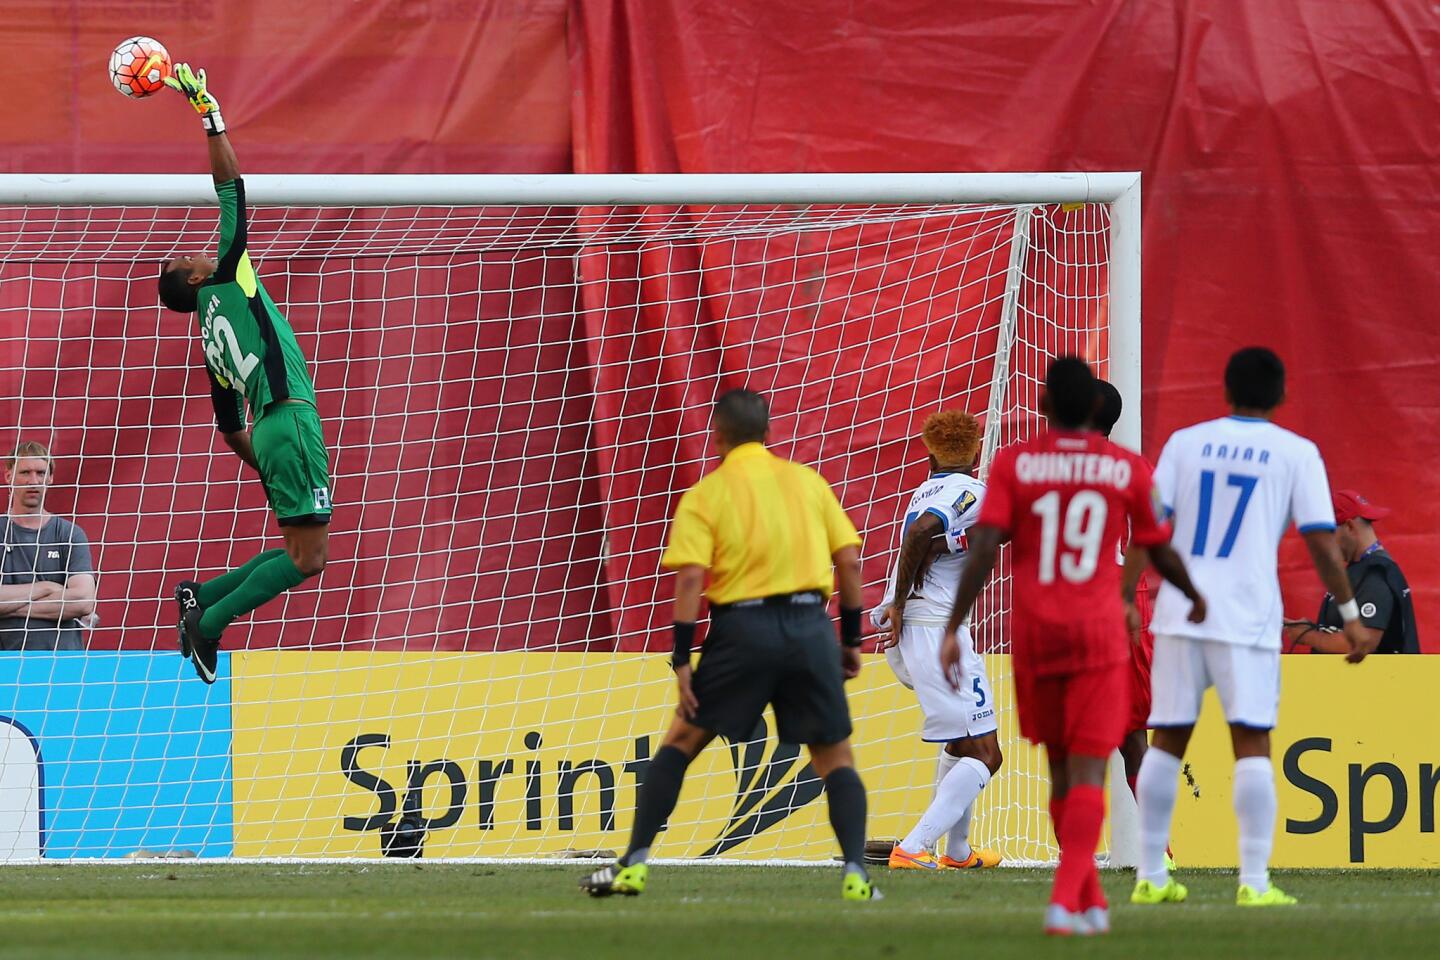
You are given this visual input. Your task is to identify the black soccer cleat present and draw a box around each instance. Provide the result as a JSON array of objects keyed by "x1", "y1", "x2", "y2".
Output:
[
  {"x1": 174, "y1": 580, "x2": 201, "y2": 660},
  {"x1": 182, "y1": 607, "x2": 220, "y2": 685}
]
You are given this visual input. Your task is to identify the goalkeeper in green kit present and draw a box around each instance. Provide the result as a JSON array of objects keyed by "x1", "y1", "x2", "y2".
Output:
[{"x1": 157, "y1": 64, "x2": 332, "y2": 684}]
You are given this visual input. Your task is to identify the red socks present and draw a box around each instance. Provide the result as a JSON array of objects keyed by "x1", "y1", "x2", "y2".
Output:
[
  {"x1": 1052, "y1": 784, "x2": 1106, "y2": 911},
  {"x1": 1050, "y1": 793, "x2": 1104, "y2": 908}
]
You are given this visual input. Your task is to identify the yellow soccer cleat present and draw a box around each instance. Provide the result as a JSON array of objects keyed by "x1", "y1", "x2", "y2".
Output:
[
  {"x1": 939, "y1": 848, "x2": 1002, "y2": 869},
  {"x1": 842, "y1": 872, "x2": 883, "y2": 901},
  {"x1": 1237, "y1": 884, "x2": 1297, "y2": 907},
  {"x1": 887, "y1": 846, "x2": 940, "y2": 870},
  {"x1": 580, "y1": 862, "x2": 647, "y2": 897},
  {"x1": 1131, "y1": 877, "x2": 1188, "y2": 904}
]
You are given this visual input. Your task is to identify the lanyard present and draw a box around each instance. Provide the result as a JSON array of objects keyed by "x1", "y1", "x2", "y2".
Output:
[{"x1": 1360, "y1": 542, "x2": 1384, "y2": 560}]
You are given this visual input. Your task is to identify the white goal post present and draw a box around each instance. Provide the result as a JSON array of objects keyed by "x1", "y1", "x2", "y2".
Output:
[{"x1": 0, "y1": 171, "x2": 1139, "y2": 864}]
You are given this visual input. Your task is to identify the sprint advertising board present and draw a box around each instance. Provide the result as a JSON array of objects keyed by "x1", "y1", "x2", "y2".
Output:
[
  {"x1": 0, "y1": 652, "x2": 1430, "y2": 865},
  {"x1": 229, "y1": 651, "x2": 1026, "y2": 859},
  {"x1": 1171, "y1": 657, "x2": 1440, "y2": 868},
  {"x1": 229, "y1": 652, "x2": 1440, "y2": 865}
]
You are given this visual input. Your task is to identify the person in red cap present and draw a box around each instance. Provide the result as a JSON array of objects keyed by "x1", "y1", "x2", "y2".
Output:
[{"x1": 1284, "y1": 490, "x2": 1419, "y2": 655}]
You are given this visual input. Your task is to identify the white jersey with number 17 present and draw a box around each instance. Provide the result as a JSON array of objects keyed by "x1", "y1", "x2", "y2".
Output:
[{"x1": 1150, "y1": 415, "x2": 1335, "y2": 649}]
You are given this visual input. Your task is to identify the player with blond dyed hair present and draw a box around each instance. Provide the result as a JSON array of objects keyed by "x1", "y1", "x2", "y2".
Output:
[{"x1": 873, "y1": 409, "x2": 1003, "y2": 870}]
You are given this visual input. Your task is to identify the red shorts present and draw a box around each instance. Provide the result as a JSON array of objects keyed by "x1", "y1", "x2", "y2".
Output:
[
  {"x1": 1014, "y1": 660, "x2": 1131, "y2": 757},
  {"x1": 1128, "y1": 581, "x2": 1156, "y2": 732}
]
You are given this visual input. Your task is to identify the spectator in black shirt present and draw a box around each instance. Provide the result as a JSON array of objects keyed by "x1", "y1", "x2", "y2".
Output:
[
  {"x1": 0, "y1": 442, "x2": 97, "y2": 651},
  {"x1": 1284, "y1": 489, "x2": 1418, "y2": 655}
]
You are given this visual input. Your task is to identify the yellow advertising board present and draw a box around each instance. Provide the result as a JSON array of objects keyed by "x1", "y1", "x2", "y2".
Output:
[
  {"x1": 230, "y1": 651, "x2": 1052, "y2": 860},
  {"x1": 1170, "y1": 657, "x2": 1439, "y2": 868},
  {"x1": 230, "y1": 652, "x2": 1438, "y2": 866}
]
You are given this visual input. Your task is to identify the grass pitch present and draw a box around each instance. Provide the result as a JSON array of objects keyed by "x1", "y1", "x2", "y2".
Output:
[{"x1": 0, "y1": 863, "x2": 1435, "y2": 959}]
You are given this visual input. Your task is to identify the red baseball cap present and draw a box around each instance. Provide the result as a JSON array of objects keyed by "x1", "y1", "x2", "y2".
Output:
[{"x1": 1332, "y1": 489, "x2": 1392, "y2": 525}]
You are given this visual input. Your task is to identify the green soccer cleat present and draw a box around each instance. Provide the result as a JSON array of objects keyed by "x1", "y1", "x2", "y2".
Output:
[
  {"x1": 580, "y1": 862, "x2": 647, "y2": 897},
  {"x1": 1131, "y1": 877, "x2": 1188, "y2": 905},
  {"x1": 1237, "y1": 884, "x2": 1297, "y2": 907},
  {"x1": 842, "y1": 872, "x2": 882, "y2": 901}
]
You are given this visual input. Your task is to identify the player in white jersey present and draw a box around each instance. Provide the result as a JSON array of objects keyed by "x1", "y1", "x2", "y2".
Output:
[
  {"x1": 1129, "y1": 348, "x2": 1375, "y2": 909},
  {"x1": 871, "y1": 410, "x2": 1003, "y2": 870}
]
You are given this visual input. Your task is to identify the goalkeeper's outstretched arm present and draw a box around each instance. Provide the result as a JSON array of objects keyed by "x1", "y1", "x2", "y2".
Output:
[
  {"x1": 206, "y1": 129, "x2": 240, "y2": 184},
  {"x1": 164, "y1": 62, "x2": 239, "y2": 183},
  {"x1": 166, "y1": 62, "x2": 248, "y2": 283}
]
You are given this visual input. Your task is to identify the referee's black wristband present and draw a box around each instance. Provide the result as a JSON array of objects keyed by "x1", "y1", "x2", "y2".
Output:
[
  {"x1": 671, "y1": 621, "x2": 697, "y2": 670},
  {"x1": 839, "y1": 606, "x2": 864, "y2": 648}
]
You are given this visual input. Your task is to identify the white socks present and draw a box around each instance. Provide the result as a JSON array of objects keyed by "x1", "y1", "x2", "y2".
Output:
[
  {"x1": 1234, "y1": 756, "x2": 1276, "y2": 892},
  {"x1": 934, "y1": 749, "x2": 959, "y2": 792},
  {"x1": 1138, "y1": 749, "x2": 1277, "y2": 892},
  {"x1": 1136, "y1": 748, "x2": 1182, "y2": 886},
  {"x1": 901, "y1": 755, "x2": 990, "y2": 854},
  {"x1": 932, "y1": 750, "x2": 975, "y2": 858},
  {"x1": 948, "y1": 798, "x2": 976, "y2": 861}
]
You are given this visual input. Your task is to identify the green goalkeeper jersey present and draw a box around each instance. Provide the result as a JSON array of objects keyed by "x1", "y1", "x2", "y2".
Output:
[{"x1": 197, "y1": 178, "x2": 317, "y2": 433}]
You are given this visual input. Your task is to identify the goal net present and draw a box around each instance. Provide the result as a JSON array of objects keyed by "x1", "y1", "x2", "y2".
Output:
[{"x1": 0, "y1": 173, "x2": 1138, "y2": 863}]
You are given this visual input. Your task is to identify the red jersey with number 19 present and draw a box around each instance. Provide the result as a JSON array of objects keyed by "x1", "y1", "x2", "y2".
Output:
[{"x1": 978, "y1": 430, "x2": 1171, "y2": 677}]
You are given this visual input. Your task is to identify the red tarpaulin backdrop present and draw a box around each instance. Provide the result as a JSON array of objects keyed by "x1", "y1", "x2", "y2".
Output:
[{"x1": 3, "y1": 0, "x2": 1435, "y2": 650}]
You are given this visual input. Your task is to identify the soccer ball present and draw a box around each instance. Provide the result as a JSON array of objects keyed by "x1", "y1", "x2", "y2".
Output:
[{"x1": 109, "y1": 37, "x2": 171, "y2": 98}]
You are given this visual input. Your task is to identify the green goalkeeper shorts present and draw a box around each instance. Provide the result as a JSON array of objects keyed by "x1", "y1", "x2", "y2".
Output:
[{"x1": 252, "y1": 401, "x2": 334, "y2": 526}]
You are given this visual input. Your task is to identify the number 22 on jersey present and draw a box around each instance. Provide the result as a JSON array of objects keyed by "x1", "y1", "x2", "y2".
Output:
[
  {"x1": 1031, "y1": 490, "x2": 1107, "y2": 584},
  {"x1": 201, "y1": 312, "x2": 260, "y2": 391}
]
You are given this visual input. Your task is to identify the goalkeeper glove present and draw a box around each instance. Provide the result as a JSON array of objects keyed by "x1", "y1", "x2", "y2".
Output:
[{"x1": 164, "y1": 62, "x2": 225, "y2": 136}]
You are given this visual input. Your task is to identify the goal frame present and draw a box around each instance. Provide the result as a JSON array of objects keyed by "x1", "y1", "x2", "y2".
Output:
[{"x1": 0, "y1": 170, "x2": 1142, "y2": 864}]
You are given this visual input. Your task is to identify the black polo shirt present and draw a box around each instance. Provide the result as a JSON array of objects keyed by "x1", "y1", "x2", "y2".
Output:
[{"x1": 1318, "y1": 546, "x2": 1419, "y2": 654}]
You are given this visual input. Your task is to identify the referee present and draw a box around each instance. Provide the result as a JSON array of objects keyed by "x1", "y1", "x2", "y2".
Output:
[{"x1": 582, "y1": 389, "x2": 877, "y2": 901}]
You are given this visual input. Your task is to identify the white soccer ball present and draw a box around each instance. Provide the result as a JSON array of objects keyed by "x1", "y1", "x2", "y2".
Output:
[{"x1": 109, "y1": 36, "x2": 172, "y2": 99}]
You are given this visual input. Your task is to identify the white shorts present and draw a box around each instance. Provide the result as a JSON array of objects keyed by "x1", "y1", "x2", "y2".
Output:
[
  {"x1": 1148, "y1": 634, "x2": 1281, "y2": 730},
  {"x1": 886, "y1": 623, "x2": 997, "y2": 742}
]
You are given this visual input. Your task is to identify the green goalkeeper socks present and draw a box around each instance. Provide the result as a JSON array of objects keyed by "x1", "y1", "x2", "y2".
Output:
[
  {"x1": 198, "y1": 550, "x2": 306, "y2": 639},
  {"x1": 198, "y1": 548, "x2": 287, "y2": 608}
]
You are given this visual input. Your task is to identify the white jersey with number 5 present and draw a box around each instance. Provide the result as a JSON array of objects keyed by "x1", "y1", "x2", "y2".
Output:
[
  {"x1": 1150, "y1": 415, "x2": 1335, "y2": 649},
  {"x1": 871, "y1": 472, "x2": 985, "y2": 626}
]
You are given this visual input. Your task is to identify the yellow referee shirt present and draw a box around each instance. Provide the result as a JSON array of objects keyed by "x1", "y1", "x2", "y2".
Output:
[{"x1": 661, "y1": 442, "x2": 862, "y2": 605}]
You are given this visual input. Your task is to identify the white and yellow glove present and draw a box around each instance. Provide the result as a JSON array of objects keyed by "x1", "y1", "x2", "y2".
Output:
[{"x1": 164, "y1": 62, "x2": 225, "y2": 135}]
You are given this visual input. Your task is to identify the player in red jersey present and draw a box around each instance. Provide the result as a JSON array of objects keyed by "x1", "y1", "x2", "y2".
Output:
[
  {"x1": 1092, "y1": 382, "x2": 1160, "y2": 805},
  {"x1": 1095, "y1": 380, "x2": 1178, "y2": 869},
  {"x1": 941, "y1": 358, "x2": 1205, "y2": 936}
]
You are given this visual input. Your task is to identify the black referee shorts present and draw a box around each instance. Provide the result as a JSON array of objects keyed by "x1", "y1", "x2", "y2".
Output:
[{"x1": 690, "y1": 604, "x2": 852, "y2": 746}]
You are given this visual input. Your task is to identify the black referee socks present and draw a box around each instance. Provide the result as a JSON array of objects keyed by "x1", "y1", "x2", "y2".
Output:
[
  {"x1": 621, "y1": 745, "x2": 692, "y2": 867},
  {"x1": 823, "y1": 766, "x2": 869, "y2": 875}
]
